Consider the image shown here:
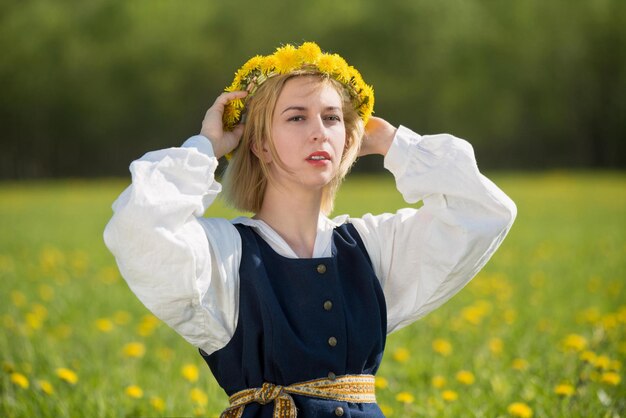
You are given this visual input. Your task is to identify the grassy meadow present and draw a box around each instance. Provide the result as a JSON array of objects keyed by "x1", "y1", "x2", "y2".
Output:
[{"x1": 0, "y1": 172, "x2": 624, "y2": 417}]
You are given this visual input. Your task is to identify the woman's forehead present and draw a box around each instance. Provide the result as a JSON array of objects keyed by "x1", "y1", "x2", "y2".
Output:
[{"x1": 276, "y1": 76, "x2": 343, "y2": 108}]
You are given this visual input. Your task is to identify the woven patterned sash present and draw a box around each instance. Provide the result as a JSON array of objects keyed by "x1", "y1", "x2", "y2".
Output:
[{"x1": 220, "y1": 374, "x2": 376, "y2": 418}]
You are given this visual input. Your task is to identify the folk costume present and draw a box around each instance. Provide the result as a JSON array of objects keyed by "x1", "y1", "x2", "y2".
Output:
[{"x1": 104, "y1": 43, "x2": 517, "y2": 417}]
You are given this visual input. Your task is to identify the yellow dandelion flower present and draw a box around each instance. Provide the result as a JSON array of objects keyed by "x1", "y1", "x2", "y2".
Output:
[
  {"x1": 489, "y1": 338, "x2": 503, "y2": 355},
  {"x1": 432, "y1": 338, "x2": 453, "y2": 356},
  {"x1": 379, "y1": 404, "x2": 394, "y2": 416},
  {"x1": 150, "y1": 396, "x2": 166, "y2": 412},
  {"x1": 610, "y1": 360, "x2": 622, "y2": 371},
  {"x1": 579, "y1": 350, "x2": 597, "y2": 363},
  {"x1": 26, "y1": 312, "x2": 43, "y2": 330},
  {"x1": 182, "y1": 364, "x2": 199, "y2": 383},
  {"x1": 392, "y1": 347, "x2": 410, "y2": 363},
  {"x1": 561, "y1": 333, "x2": 587, "y2": 352},
  {"x1": 125, "y1": 385, "x2": 144, "y2": 399},
  {"x1": 37, "y1": 379, "x2": 54, "y2": 395},
  {"x1": 512, "y1": 358, "x2": 529, "y2": 371},
  {"x1": 442, "y1": 390, "x2": 458, "y2": 402},
  {"x1": 241, "y1": 55, "x2": 264, "y2": 74},
  {"x1": 593, "y1": 355, "x2": 611, "y2": 370},
  {"x1": 554, "y1": 383, "x2": 575, "y2": 397},
  {"x1": 456, "y1": 370, "x2": 475, "y2": 385},
  {"x1": 55, "y1": 368, "x2": 78, "y2": 385},
  {"x1": 316, "y1": 54, "x2": 339, "y2": 75},
  {"x1": 395, "y1": 391, "x2": 414, "y2": 404},
  {"x1": 95, "y1": 318, "x2": 114, "y2": 333},
  {"x1": 10, "y1": 372, "x2": 29, "y2": 389},
  {"x1": 374, "y1": 376, "x2": 389, "y2": 389},
  {"x1": 297, "y1": 42, "x2": 322, "y2": 64},
  {"x1": 137, "y1": 314, "x2": 160, "y2": 337},
  {"x1": 600, "y1": 372, "x2": 621, "y2": 385},
  {"x1": 507, "y1": 402, "x2": 533, "y2": 418},
  {"x1": 122, "y1": 342, "x2": 146, "y2": 358},
  {"x1": 431, "y1": 375, "x2": 446, "y2": 389},
  {"x1": 190, "y1": 387, "x2": 208, "y2": 406},
  {"x1": 274, "y1": 44, "x2": 300, "y2": 74}
]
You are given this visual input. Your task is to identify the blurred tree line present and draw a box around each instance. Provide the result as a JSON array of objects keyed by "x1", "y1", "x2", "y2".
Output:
[{"x1": 0, "y1": 0, "x2": 624, "y2": 178}]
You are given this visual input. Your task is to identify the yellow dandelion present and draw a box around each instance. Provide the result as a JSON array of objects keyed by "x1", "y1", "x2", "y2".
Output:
[
  {"x1": 442, "y1": 390, "x2": 458, "y2": 402},
  {"x1": 395, "y1": 391, "x2": 414, "y2": 404},
  {"x1": 122, "y1": 342, "x2": 146, "y2": 358},
  {"x1": 316, "y1": 54, "x2": 340, "y2": 75},
  {"x1": 379, "y1": 404, "x2": 394, "y2": 416},
  {"x1": 273, "y1": 44, "x2": 300, "y2": 74},
  {"x1": 579, "y1": 350, "x2": 597, "y2": 363},
  {"x1": 125, "y1": 385, "x2": 144, "y2": 399},
  {"x1": 56, "y1": 368, "x2": 78, "y2": 385},
  {"x1": 241, "y1": 55, "x2": 264, "y2": 74},
  {"x1": 489, "y1": 337, "x2": 504, "y2": 355},
  {"x1": 512, "y1": 358, "x2": 529, "y2": 371},
  {"x1": 10, "y1": 372, "x2": 29, "y2": 389},
  {"x1": 593, "y1": 355, "x2": 611, "y2": 370},
  {"x1": 600, "y1": 372, "x2": 621, "y2": 386},
  {"x1": 150, "y1": 396, "x2": 166, "y2": 412},
  {"x1": 392, "y1": 347, "x2": 410, "y2": 363},
  {"x1": 431, "y1": 375, "x2": 446, "y2": 389},
  {"x1": 95, "y1": 318, "x2": 114, "y2": 333},
  {"x1": 137, "y1": 314, "x2": 159, "y2": 337},
  {"x1": 37, "y1": 379, "x2": 54, "y2": 395},
  {"x1": 297, "y1": 42, "x2": 322, "y2": 64},
  {"x1": 554, "y1": 383, "x2": 575, "y2": 397},
  {"x1": 432, "y1": 338, "x2": 453, "y2": 356},
  {"x1": 456, "y1": 370, "x2": 475, "y2": 385},
  {"x1": 374, "y1": 376, "x2": 388, "y2": 389},
  {"x1": 26, "y1": 312, "x2": 43, "y2": 330},
  {"x1": 610, "y1": 360, "x2": 622, "y2": 371},
  {"x1": 507, "y1": 402, "x2": 533, "y2": 418},
  {"x1": 190, "y1": 387, "x2": 208, "y2": 406},
  {"x1": 561, "y1": 333, "x2": 587, "y2": 352},
  {"x1": 181, "y1": 364, "x2": 199, "y2": 383}
]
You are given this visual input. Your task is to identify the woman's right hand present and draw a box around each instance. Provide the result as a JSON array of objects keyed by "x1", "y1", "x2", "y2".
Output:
[{"x1": 200, "y1": 91, "x2": 248, "y2": 159}]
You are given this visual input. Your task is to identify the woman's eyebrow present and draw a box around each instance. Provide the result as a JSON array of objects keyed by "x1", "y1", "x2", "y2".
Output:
[{"x1": 281, "y1": 106, "x2": 342, "y2": 114}]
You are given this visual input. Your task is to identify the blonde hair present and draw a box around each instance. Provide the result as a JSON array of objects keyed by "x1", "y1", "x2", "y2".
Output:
[{"x1": 222, "y1": 71, "x2": 364, "y2": 215}]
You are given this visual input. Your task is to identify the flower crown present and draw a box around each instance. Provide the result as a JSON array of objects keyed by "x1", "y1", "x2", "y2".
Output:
[{"x1": 222, "y1": 42, "x2": 374, "y2": 131}]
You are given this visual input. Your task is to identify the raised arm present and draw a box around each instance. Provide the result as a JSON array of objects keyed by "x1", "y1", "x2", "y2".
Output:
[{"x1": 351, "y1": 121, "x2": 517, "y2": 334}]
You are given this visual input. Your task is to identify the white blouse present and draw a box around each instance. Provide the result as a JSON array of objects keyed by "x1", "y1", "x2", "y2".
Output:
[{"x1": 103, "y1": 126, "x2": 517, "y2": 356}]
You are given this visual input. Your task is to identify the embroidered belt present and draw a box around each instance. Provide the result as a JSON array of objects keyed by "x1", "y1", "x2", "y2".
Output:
[{"x1": 220, "y1": 374, "x2": 376, "y2": 418}]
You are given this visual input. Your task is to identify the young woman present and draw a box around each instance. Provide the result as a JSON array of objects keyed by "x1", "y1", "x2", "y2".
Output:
[{"x1": 104, "y1": 42, "x2": 516, "y2": 417}]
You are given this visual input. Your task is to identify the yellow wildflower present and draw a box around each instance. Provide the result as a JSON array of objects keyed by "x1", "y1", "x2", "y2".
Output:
[
  {"x1": 10, "y1": 372, "x2": 29, "y2": 389},
  {"x1": 554, "y1": 383, "x2": 575, "y2": 397},
  {"x1": 395, "y1": 391, "x2": 414, "y2": 404},
  {"x1": 512, "y1": 358, "x2": 529, "y2": 371},
  {"x1": 432, "y1": 338, "x2": 453, "y2": 356},
  {"x1": 95, "y1": 318, "x2": 114, "y2": 333},
  {"x1": 610, "y1": 360, "x2": 622, "y2": 371},
  {"x1": 579, "y1": 350, "x2": 597, "y2": 363},
  {"x1": 150, "y1": 396, "x2": 166, "y2": 412},
  {"x1": 56, "y1": 368, "x2": 78, "y2": 385},
  {"x1": 181, "y1": 364, "x2": 199, "y2": 383},
  {"x1": 137, "y1": 314, "x2": 160, "y2": 337},
  {"x1": 392, "y1": 347, "x2": 410, "y2": 363},
  {"x1": 489, "y1": 337, "x2": 503, "y2": 355},
  {"x1": 374, "y1": 376, "x2": 388, "y2": 389},
  {"x1": 190, "y1": 388, "x2": 208, "y2": 406},
  {"x1": 379, "y1": 404, "x2": 394, "y2": 416},
  {"x1": 507, "y1": 402, "x2": 533, "y2": 417},
  {"x1": 561, "y1": 334, "x2": 587, "y2": 352},
  {"x1": 600, "y1": 372, "x2": 621, "y2": 386},
  {"x1": 442, "y1": 390, "x2": 458, "y2": 402},
  {"x1": 456, "y1": 370, "x2": 475, "y2": 385},
  {"x1": 122, "y1": 342, "x2": 146, "y2": 358},
  {"x1": 125, "y1": 385, "x2": 144, "y2": 399},
  {"x1": 297, "y1": 42, "x2": 322, "y2": 64},
  {"x1": 593, "y1": 355, "x2": 611, "y2": 370},
  {"x1": 431, "y1": 375, "x2": 446, "y2": 389},
  {"x1": 274, "y1": 44, "x2": 300, "y2": 74},
  {"x1": 37, "y1": 379, "x2": 54, "y2": 395}
]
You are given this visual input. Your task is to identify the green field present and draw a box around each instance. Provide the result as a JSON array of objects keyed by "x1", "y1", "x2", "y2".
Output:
[{"x1": 1, "y1": 172, "x2": 624, "y2": 417}]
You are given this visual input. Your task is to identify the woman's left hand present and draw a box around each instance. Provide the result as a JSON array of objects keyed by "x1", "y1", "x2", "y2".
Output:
[{"x1": 359, "y1": 116, "x2": 397, "y2": 157}]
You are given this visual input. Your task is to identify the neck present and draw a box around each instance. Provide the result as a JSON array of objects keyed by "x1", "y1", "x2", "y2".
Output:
[{"x1": 254, "y1": 182, "x2": 324, "y2": 258}]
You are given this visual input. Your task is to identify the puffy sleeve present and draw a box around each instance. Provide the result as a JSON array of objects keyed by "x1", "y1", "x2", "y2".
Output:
[
  {"x1": 103, "y1": 135, "x2": 241, "y2": 355},
  {"x1": 350, "y1": 126, "x2": 517, "y2": 334}
]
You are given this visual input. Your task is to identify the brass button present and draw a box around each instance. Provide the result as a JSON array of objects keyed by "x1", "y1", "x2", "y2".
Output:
[
  {"x1": 334, "y1": 406, "x2": 344, "y2": 416},
  {"x1": 328, "y1": 371, "x2": 336, "y2": 380},
  {"x1": 323, "y1": 300, "x2": 333, "y2": 311},
  {"x1": 328, "y1": 336, "x2": 337, "y2": 347},
  {"x1": 316, "y1": 263, "x2": 327, "y2": 274}
]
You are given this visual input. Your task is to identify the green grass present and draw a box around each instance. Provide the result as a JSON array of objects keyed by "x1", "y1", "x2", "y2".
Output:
[{"x1": 0, "y1": 172, "x2": 624, "y2": 417}]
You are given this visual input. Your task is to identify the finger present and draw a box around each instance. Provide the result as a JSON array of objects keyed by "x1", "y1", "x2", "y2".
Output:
[{"x1": 212, "y1": 90, "x2": 248, "y2": 107}]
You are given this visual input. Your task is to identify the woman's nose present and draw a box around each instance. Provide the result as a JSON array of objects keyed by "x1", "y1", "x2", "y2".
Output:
[{"x1": 310, "y1": 117, "x2": 328, "y2": 142}]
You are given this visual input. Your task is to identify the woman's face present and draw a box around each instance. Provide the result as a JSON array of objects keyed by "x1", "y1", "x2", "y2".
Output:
[{"x1": 263, "y1": 76, "x2": 346, "y2": 192}]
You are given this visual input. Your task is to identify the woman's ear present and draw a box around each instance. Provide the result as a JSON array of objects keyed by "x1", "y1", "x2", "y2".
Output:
[{"x1": 252, "y1": 140, "x2": 272, "y2": 163}]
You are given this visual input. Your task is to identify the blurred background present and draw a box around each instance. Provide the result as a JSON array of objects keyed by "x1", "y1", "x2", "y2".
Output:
[{"x1": 1, "y1": 0, "x2": 624, "y2": 179}]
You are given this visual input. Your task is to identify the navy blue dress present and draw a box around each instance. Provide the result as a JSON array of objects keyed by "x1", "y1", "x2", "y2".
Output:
[{"x1": 201, "y1": 223, "x2": 387, "y2": 417}]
